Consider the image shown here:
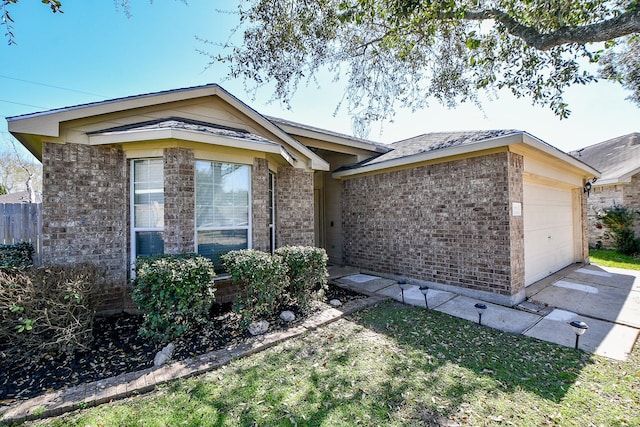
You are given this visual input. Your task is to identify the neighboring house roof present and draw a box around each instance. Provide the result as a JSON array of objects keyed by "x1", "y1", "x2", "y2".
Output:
[
  {"x1": 267, "y1": 116, "x2": 391, "y2": 154},
  {"x1": 569, "y1": 133, "x2": 640, "y2": 185},
  {"x1": 7, "y1": 83, "x2": 329, "y2": 171},
  {"x1": 334, "y1": 130, "x2": 599, "y2": 178},
  {"x1": 0, "y1": 191, "x2": 42, "y2": 204}
]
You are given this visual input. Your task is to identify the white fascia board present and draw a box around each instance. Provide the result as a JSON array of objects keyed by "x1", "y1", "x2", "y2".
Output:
[
  {"x1": 332, "y1": 133, "x2": 522, "y2": 178},
  {"x1": 594, "y1": 178, "x2": 628, "y2": 186},
  {"x1": 214, "y1": 89, "x2": 330, "y2": 171},
  {"x1": 88, "y1": 128, "x2": 295, "y2": 167},
  {"x1": 520, "y1": 133, "x2": 600, "y2": 178}
]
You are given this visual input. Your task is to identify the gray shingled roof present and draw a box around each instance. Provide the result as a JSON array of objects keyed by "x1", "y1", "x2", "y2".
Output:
[
  {"x1": 360, "y1": 129, "x2": 520, "y2": 166},
  {"x1": 569, "y1": 133, "x2": 640, "y2": 182},
  {"x1": 267, "y1": 116, "x2": 391, "y2": 153},
  {"x1": 87, "y1": 117, "x2": 279, "y2": 146}
]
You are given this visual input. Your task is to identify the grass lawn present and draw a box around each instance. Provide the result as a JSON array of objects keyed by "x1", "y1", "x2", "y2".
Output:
[
  {"x1": 21, "y1": 301, "x2": 639, "y2": 427},
  {"x1": 590, "y1": 248, "x2": 640, "y2": 271}
]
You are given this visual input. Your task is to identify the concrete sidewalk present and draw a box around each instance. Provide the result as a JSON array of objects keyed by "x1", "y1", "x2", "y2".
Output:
[{"x1": 333, "y1": 265, "x2": 639, "y2": 361}]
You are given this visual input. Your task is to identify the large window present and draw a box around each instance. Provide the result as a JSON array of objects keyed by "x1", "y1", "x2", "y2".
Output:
[
  {"x1": 131, "y1": 159, "x2": 164, "y2": 262},
  {"x1": 195, "y1": 160, "x2": 251, "y2": 270}
]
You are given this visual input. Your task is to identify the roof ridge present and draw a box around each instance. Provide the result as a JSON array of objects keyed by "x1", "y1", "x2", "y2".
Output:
[
  {"x1": 7, "y1": 84, "x2": 222, "y2": 121},
  {"x1": 86, "y1": 116, "x2": 250, "y2": 135},
  {"x1": 571, "y1": 132, "x2": 640, "y2": 153},
  {"x1": 391, "y1": 129, "x2": 522, "y2": 145}
]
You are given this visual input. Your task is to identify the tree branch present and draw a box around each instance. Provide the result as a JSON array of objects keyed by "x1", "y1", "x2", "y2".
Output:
[{"x1": 464, "y1": 7, "x2": 640, "y2": 50}]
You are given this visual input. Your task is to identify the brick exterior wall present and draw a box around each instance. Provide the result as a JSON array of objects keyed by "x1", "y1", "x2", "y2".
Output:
[
  {"x1": 275, "y1": 166, "x2": 314, "y2": 247},
  {"x1": 507, "y1": 152, "x2": 525, "y2": 296},
  {"x1": 587, "y1": 184, "x2": 624, "y2": 248},
  {"x1": 252, "y1": 158, "x2": 271, "y2": 252},
  {"x1": 164, "y1": 148, "x2": 195, "y2": 254},
  {"x1": 577, "y1": 187, "x2": 589, "y2": 262},
  {"x1": 342, "y1": 152, "x2": 521, "y2": 300},
  {"x1": 623, "y1": 173, "x2": 640, "y2": 238},
  {"x1": 586, "y1": 172, "x2": 640, "y2": 249},
  {"x1": 42, "y1": 142, "x2": 128, "y2": 312}
]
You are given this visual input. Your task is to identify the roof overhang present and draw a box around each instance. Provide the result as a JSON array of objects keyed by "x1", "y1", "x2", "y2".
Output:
[
  {"x1": 268, "y1": 116, "x2": 391, "y2": 155},
  {"x1": 594, "y1": 165, "x2": 640, "y2": 186},
  {"x1": 333, "y1": 131, "x2": 600, "y2": 179},
  {"x1": 7, "y1": 84, "x2": 330, "y2": 171}
]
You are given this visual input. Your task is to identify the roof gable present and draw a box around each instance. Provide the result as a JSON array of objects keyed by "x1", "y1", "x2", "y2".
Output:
[
  {"x1": 8, "y1": 84, "x2": 329, "y2": 171},
  {"x1": 334, "y1": 130, "x2": 599, "y2": 179}
]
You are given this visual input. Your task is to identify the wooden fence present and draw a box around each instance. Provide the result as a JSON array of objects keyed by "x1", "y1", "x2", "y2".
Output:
[{"x1": 0, "y1": 203, "x2": 42, "y2": 266}]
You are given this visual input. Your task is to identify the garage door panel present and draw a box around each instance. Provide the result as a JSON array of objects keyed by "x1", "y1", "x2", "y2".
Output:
[{"x1": 524, "y1": 183, "x2": 575, "y2": 286}]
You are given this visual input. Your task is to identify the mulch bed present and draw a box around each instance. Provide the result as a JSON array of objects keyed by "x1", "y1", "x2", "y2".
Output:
[{"x1": 0, "y1": 284, "x2": 365, "y2": 404}]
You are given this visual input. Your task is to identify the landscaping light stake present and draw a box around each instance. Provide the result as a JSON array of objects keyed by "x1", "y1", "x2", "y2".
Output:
[
  {"x1": 398, "y1": 281, "x2": 411, "y2": 304},
  {"x1": 569, "y1": 320, "x2": 589, "y2": 350},
  {"x1": 474, "y1": 303, "x2": 487, "y2": 326},
  {"x1": 419, "y1": 286, "x2": 429, "y2": 309}
]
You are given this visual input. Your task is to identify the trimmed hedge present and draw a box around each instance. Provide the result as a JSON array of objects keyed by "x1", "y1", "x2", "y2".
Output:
[
  {"x1": 0, "y1": 264, "x2": 99, "y2": 359},
  {"x1": 222, "y1": 249, "x2": 289, "y2": 324},
  {"x1": 131, "y1": 254, "x2": 216, "y2": 343},
  {"x1": 223, "y1": 246, "x2": 329, "y2": 324},
  {"x1": 276, "y1": 246, "x2": 328, "y2": 309},
  {"x1": 0, "y1": 241, "x2": 34, "y2": 272}
]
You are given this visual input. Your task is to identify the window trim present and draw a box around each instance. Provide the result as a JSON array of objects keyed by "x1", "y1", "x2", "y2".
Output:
[
  {"x1": 130, "y1": 158, "x2": 165, "y2": 271},
  {"x1": 194, "y1": 160, "x2": 253, "y2": 265}
]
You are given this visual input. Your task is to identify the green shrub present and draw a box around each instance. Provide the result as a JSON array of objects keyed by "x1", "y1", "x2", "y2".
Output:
[
  {"x1": 222, "y1": 249, "x2": 289, "y2": 324},
  {"x1": 597, "y1": 204, "x2": 639, "y2": 255},
  {"x1": 0, "y1": 264, "x2": 98, "y2": 359},
  {"x1": 131, "y1": 254, "x2": 216, "y2": 343},
  {"x1": 0, "y1": 241, "x2": 34, "y2": 272},
  {"x1": 276, "y1": 246, "x2": 328, "y2": 309}
]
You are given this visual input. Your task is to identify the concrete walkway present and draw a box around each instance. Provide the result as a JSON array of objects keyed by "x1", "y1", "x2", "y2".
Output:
[{"x1": 333, "y1": 264, "x2": 639, "y2": 362}]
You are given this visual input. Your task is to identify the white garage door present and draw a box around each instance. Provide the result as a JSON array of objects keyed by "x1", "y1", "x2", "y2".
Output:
[{"x1": 523, "y1": 182, "x2": 575, "y2": 286}]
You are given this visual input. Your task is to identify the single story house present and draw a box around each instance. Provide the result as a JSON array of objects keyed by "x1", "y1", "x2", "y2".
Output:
[
  {"x1": 570, "y1": 133, "x2": 640, "y2": 248},
  {"x1": 7, "y1": 84, "x2": 598, "y2": 311}
]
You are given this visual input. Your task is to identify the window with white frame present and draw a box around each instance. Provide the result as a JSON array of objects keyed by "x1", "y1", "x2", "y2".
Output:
[
  {"x1": 131, "y1": 159, "x2": 164, "y2": 262},
  {"x1": 195, "y1": 160, "x2": 251, "y2": 270}
]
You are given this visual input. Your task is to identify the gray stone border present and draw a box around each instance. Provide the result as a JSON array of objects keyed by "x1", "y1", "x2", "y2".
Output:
[{"x1": 0, "y1": 295, "x2": 386, "y2": 424}]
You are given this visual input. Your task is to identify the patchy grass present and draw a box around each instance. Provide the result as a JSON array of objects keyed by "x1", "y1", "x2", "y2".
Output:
[
  {"x1": 22, "y1": 301, "x2": 639, "y2": 427},
  {"x1": 590, "y1": 248, "x2": 640, "y2": 271}
]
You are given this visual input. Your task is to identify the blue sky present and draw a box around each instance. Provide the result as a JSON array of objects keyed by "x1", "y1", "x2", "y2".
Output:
[{"x1": 1, "y1": 0, "x2": 638, "y2": 161}]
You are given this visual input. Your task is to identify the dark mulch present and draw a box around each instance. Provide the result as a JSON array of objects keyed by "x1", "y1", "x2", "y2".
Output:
[{"x1": 0, "y1": 284, "x2": 365, "y2": 404}]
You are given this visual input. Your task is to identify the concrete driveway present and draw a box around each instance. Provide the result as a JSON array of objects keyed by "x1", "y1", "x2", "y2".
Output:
[
  {"x1": 522, "y1": 263, "x2": 640, "y2": 360},
  {"x1": 527, "y1": 264, "x2": 640, "y2": 328}
]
